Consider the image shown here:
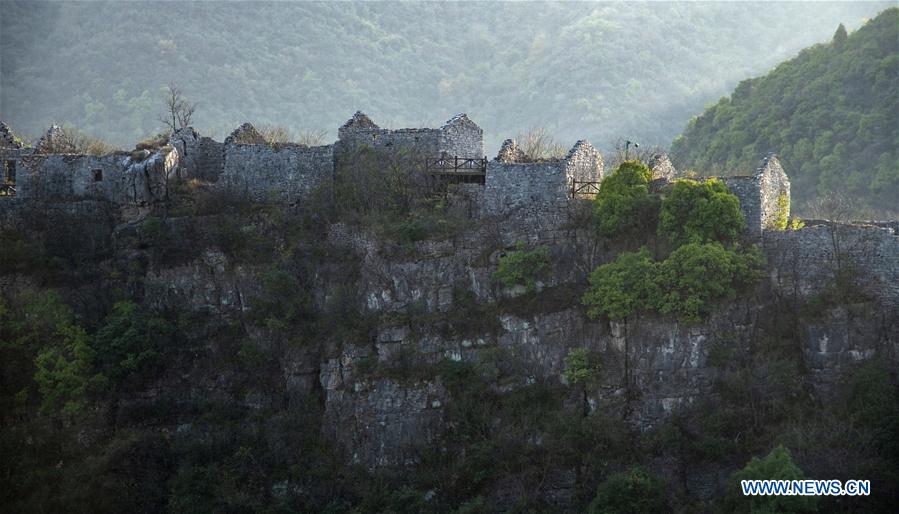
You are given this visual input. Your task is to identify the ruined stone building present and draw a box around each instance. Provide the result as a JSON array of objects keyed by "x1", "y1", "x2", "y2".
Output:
[{"x1": 0, "y1": 113, "x2": 790, "y2": 241}]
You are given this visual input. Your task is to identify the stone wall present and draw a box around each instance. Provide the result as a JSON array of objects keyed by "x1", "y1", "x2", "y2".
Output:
[
  {"x1": 483, "y1": 140, "x2": 602, "y2": 235},
  {"x1": 438, "y1": 114, "x2": 483, "y2": 158},
  {"x1": 564, "y1": 140, "x2": 603, "y2": 186},
  {"x1": 8, "y1": 150, "x2": 172, "y2": 206},
  {"x1": 169, "y1": 128, "x2": 224, "y2": 182},
  {"x1": 336, "y1": 111, "x2": 483, "y2": 159},
  {"x1": 217, "y1": 142, "x2": 334, "y2": 203},
  {"x1": 722, "y1": 155, "x2": 790, "y2": 238},
  {"x1": 721, "y1": 175, "x2": 761, "y2": 236},
  {"x1": 764, "y1": 223, "x2": 899, "y2": 307},
  {"x1": 757, "y1": 154, "x2": 790, "y2": 230}
]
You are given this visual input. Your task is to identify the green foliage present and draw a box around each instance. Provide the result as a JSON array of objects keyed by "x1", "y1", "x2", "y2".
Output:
[
  {"x1": 492, "y1": 244, "x2": 550, "y2": 291},
  {"x1": 846, "y1": 361, "x2": 899, "y2": 460},
  {"x1": 724, "y1": 445, "x2": 818, "y2": 513},
  {"x1": 2, "y1": 2, "x2": 879, "y2": 155},
  {"x1": 593, "y1": 160, "x2": 659, "y2": 238},
  {"x1": 563, "y1": 348, "x2": 600, "y2": 385},
  {"x1": 583, "y1": 242, "x2": 764, "y2": 324},
  {"x1": 767, "y1": 193, "x2": 790, "y2": 230},
  {"x1": 253, "y1": 267, "x2": 314, "y2": 335},
  {"x1": 3, "y1": 291, "x2": 107, "y2": 416},
  {"x1": 582, "y1": 248, "x2": 661, "y2": 320},
  {"x1": 657, "y1": 242, "x2": 764, "y2": 323},
  {"x1": 588, "y1": 467, "x2": 668, "y2": 514},
  {"x1": 0, "y1": 230, "x2": 46, "y2": 275},
  {"x1": 658, "y1": 178, "x2": 745, "y2": 245},
  {"x1": 92, "y1": 301, "x2": 173, "y2": 389},
  {"x1": 672, "y1": 9, "x2": 899, "y2": 214}
]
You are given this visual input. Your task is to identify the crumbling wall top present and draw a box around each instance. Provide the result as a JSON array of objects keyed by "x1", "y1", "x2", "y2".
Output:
[
  {"x1": 35, "y1": 125, "x2": 75, "y2": 154},
  {"x1": 495, "y1": 139, "x2": 524, "y2": 163},
  {"x1": 0, "y1": 121, "x2": 24, "y2": 149},
  {"x1": 648, "y1": 153, "x2": 677, "y2": 181},
  {"x1": 339, "y1": 111, "x2": 379, "y2": 135},
  {"x1": 441, "y1": 113, "x2": 480, "y2": 132},
  {"x1": 225, "y1": 123, "x2": 266, "y2": 146}
]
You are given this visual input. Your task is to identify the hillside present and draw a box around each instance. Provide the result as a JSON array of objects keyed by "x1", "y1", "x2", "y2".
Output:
[
  {"x1": 0, "y1": 1, "x2": 890, "y2": 152},
  {"x1": 671, "y1": 8, "x2": 899, "y2": 216}
]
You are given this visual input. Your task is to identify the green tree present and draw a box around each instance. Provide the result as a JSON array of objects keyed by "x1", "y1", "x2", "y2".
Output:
[
  {"x1": 724, "y1": 445, "x2": 818, "y2": 513},
  {"x1": 582, "y1": 247, "x2": 661, "y2": 320},
  {"x1": 657, "y1": 242, "x2": 763, "y2": 323},
  {"x1": 563, "y1": 348, "x2": 600, "y2": 385},
  {"x1": 588, "y1": 467, "x2": 668, "y2": 514},
  {"x1": 658, "y1": 179, "x2": 745, "y2": 246},
  {"x1": 832, "y1": 23, "x2": 848, "y2": 50},
  {"x1": 593, "y1": 160, "x2": 659, "y2": 239},
  {"x1": 34, "y1": 323, "x2": 104, "y2": 416},
  {"x1": 93, "y1": 301, "x2": 173, "y2": 389},
  {"x1": 1, "y1": 289, "x2": 105, "y2": 416},
  {"x1": 672, "y1": 9, "x2": 899, "y2": 214}
]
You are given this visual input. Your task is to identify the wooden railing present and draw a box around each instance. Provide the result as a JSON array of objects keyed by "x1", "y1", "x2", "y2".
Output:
[
  {"x1": 571, "y1": 181, "x2": 601, "y2": 197},
  {"x1": 425, "y1": 156, "x2": 488, "y2": 174}
]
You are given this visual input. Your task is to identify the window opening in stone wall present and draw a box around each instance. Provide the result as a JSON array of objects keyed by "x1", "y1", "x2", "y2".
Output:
[
  {"x1": 1, "y1": 160, "x2": 15, "y2": 196},
  {"x1": 92, "y1": 168, "x2": 103, "y2": 182}
]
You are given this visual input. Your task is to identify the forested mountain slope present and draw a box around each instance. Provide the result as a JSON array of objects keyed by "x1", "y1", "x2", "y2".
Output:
[
  {"x1": 0, "y1": 1, "x2": 888, "y2": 152},
  {"x1": 671, "y1": 8, "x2": 898, "y2": 215}
]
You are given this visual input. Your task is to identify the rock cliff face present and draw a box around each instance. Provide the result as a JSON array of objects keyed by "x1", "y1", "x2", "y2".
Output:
[{"x1": 1, "y1": 188, "x2": 897, "y2": 510}]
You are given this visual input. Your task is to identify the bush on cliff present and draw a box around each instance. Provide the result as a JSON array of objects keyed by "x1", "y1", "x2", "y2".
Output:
[
  {"x1": 657, "y1": 242, "x2": 764, "y2": 323},
  {"x1": 588, "y1": 467, "x2": 668, "y2": 514},
  {"x1": 92, "y1": 301, "x2": 175, "y2": 390},
  {"x1": 582, "y1": 243, "x2": 763, "y2": 324},
  {"x1": 658, "y1": 178, "x2": 745, "y2": 246},
  {"x1": 492, "y1": 244, "x2": 550, "y2": 292},
  {"x1": 593, "y1": 160, "x2": 659, "y2": 239},
  {"x1": 582, "y1": 248, "x2": 661, "y2": 320},
  {"x1": 723, "y1": 445, "x2": 818, "y2": 513}
]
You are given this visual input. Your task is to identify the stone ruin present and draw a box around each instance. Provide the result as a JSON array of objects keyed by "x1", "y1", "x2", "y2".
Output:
[{"x1": 0, "y1": 113, "x2": 791, "y2": 240}]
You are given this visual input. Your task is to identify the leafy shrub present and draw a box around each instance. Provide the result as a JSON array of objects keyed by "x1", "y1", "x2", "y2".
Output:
[
  {"x1": 657, "y1": 242, "x2": 764, "y2": 323},
  {"x1": 92, "y1": 301, "x2": 173, "y2": 389},
  {"x1": 846, "y1": 361, "x2": 899, "y2": 460},
  {"x1": 767, "y1": 192, "x2": 790, "y2": 230},
  {"x1": 658, "y1": 178, "x2": 745, "y2": 245},
  {"x1": 34, "y1": 324, "x2": 105, "y2": 416},
  {"x1": 563, "y1": 348, "x2": 600, "y2": 385},
  {"x1": 492, "y1": 244, "x2": 550, "y2": 291},
  {"x1": 593, "y1": 160, "x2": 659, "y2": 238},
  {"x1": 588, "y1": 467, "x2": 668, "y2": 514},
  {"x1": 723, "y1": 445, "x2": 818, "y2": 513},
  {"x1": 583, "y1": 244, "x2": 763, "y2": 323},
  {"x1": 251, "y1": 268, "x2": 314, "y2": 336},
  {"x1": 582, "y1": 247, "x2": 661, "y2": 320}
]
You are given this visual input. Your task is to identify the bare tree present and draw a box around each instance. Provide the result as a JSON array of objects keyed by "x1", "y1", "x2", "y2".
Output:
[
  {"x1": 257, "y1": 124, "x2": 294, "y2": 146},
  {"x1": 158, "y1": 82, "x2": 197, "y2": 132},
  {"x1": 516, "y1": 127, "x2": 566, "y2": 162},
  {"x1": 296, "y1": 129, "x2": 327, "y2": 147}
]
